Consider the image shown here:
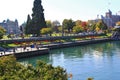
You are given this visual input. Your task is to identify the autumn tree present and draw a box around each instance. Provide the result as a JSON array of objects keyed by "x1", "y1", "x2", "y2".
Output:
[
  {"x1": 73, "y1": 25, "x2": 84, "y2": 33},
  {"x1": 95, "y1": 20, "x2": 107, "y2": 31},
  {"x1": 116, "y1": 21, "x2": 120, "y2": 26},
  {"x1": 87, "y1": 20, "x2": 97, "y2": 31},
  {"x1": 81, "y1": 22, "x2": 88, "y2": 31},
  {"x1": 75, "y1": 20, "x2": 82, "y2": 26}
]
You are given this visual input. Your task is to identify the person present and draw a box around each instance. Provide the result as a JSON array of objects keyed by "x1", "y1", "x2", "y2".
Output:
[
  {"x1": 3, "y1": 49, "x2": 5, "y2": 55},
  {"x1": 23, "y1": 45, "x2": 26, "y2": 51},
  {"x1": 36, "y1": 44, "x2": 39, "y2": 50},
  {"x1": 13, "y1": 48, "x2": 15, "y2": 53}
]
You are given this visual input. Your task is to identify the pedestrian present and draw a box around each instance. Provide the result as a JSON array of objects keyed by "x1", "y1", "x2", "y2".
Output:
[
  {"x1": 13, "y1": 48, "x2": 15, "y2": 53},
  {"x1": 23, "y1": 45, "x2": 26, "y2": 51},
  {"x1": 3, "y1": 49, "x2": 5, "y2": 55}
]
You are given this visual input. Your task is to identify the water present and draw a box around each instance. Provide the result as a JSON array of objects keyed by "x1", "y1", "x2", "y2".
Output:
[{"x1": 19, "y1": 41, "x2": 120, "y2": 80}]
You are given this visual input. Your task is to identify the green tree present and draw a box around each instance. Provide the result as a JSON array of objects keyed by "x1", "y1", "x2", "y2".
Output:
[
  {"x1": 0, "y1": 26, "x2": 6, "y2": 39},
  {"x1": 87, "y1": 20, "x2": 95, "y2": 31},
  {"x1": 90, "y1": 24, "x2": 96, "y2": 31},
  {"x1": 46, "y1": 20, "x2": 52, "y2": 28},
  {"x1": 62, "y1": 19, "x2": 75, "y2": 33},
  {"x1": 73, "y1": 25, "x2": 84, "y2": 33},
  {"x1": 40, "y1": 28, "x2": 52, "y2": 36},
  {"x1": 26, "y1": 0, "x2": 46, "y2": 36},
  {"x1": 25, "y1": 14, "x2": 32, "y2": 35},
  {"x1": 0, "y1": 55, "x2": 67, "y2": 80},
  {"x1": 52, "y1": 20, "x2": 60, "y2": 33}
]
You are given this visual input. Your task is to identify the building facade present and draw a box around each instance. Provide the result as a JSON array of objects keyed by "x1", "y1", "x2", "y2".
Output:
[
  {"x1": 101, "y1": 10, "x2": 120, "y2": 28},
  {"x1": 0, "y1": 19, "x2": 21, "y2": 34}
]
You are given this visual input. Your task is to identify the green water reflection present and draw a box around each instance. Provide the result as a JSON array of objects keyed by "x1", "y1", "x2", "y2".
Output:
[{"x1": 19, "y1": 41, "x2": 120, "y2": 80}]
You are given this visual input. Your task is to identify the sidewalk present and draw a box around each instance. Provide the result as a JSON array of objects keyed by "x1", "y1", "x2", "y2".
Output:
[{"x1": 0, "y1": 47, "x2": 47, "y2": 57}]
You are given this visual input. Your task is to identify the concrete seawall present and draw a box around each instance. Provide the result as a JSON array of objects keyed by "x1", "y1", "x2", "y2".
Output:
[
  {"x1": 14, "y1": 48, "x2": 49, "y2": 59},
  {"x1": 0, "y1": 48, "x2": 49, "y2": 59},
  {"x1": 0, "y1": 38, "x2": 113, "y2": 59},
  {"x1": 42, "y1": 38, "x2": 113, "y2": 49}
]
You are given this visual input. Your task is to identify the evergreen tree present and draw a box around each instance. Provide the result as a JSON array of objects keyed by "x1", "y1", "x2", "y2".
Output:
[
  {"x1": 31, "y1": 0, "x2": 46, "y2": 36},
  {"x1": 25, "y1": 14, "x2": 32, "y2": 34}
]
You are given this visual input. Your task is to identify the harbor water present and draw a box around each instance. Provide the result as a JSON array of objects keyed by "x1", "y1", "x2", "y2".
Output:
[{"x1": 19, "y1": 41, "x2": 120, "y2": 80}]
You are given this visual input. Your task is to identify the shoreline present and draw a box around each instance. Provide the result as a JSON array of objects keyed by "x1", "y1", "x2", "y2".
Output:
[
  {"x1": 0, "y1": 38, "x2": 114, "y2": 59},
  {"x1": 41, "y1": 38, "x2": 113, "y2": 49}
]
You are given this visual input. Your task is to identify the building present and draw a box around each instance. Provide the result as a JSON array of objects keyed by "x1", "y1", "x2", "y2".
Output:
[
  {"x1": 0, "y1": 19, "x2": 21, "y2": 34},
  {"x1": 101, "y1": 9, "x2": 120, "y2": 28}
]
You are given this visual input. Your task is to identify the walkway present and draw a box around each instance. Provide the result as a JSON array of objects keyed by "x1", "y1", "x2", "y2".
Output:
[{"x1": 0, "y1": 47, "x2": 48, "y2": 57}]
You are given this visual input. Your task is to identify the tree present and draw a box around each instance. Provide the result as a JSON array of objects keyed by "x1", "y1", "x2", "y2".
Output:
[
  {"x1": 32, "y1": 0, "x2": 46, "y2": 36},
  {"x1": 75, "y1": 20, "x2": 82, "y2": 26},
  {"x1": 46, "y1": 20, "x2": 52, "y2": 28},
  {"x1": 88, "y1": 20, "x2": 97, "y2": 31},
  {"x1": 25, "y1": 0, "x2": 46, "y2": 36},
  {"x1": 52, "y1": 20, "x2": 60, "y2": 33},
  {"x1": 0, "y1": 55, "x2": 67, "y2": 80},
  {"x1": 62, "y1": 19, "x2": 75, "y2": 33},
  {"x1": 40, "y1": 28, "x2": 52, "y2": 36},
  {"x1": 75, "y1": 20, "x2": 88, "y2": 32},
  {"x1": 25, "y1": 14, "x2": 32, "y2": 34},
  {"x1": 73, "y1": 25, "x2": 84, "y2": 33},
  {"x1": 81, "y1": 22, "x2": 88, "y2": 31},
  {"x1": 89, "y1": 24, "x2": 96, "y2": 31},
  {"x1": 0, "y1": 26, "x2": 6, "y2": 39},
  {"x1": 96, "y1": 20, "x2": 107, "y2": 31},
  {"x1": 116, "y1": 21, "x2": 120, "y2": 26}
]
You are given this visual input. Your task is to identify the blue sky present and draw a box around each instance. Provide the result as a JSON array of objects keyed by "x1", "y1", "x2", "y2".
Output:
[{"x1": 0, "y1": 0, "x2": 120, "y2": 25}]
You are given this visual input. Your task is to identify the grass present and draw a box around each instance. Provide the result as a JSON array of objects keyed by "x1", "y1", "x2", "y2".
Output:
[
  {"x1": 106, "y1": 33, "x2": 112, "y2": 37},
  {"x1": 0, "y1": 33, "x2": 110, "y2": 49}
]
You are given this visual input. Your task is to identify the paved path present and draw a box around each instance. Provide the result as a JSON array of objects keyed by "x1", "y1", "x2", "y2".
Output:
[
  {"x1": 0, "y1": 38, "x2": 111, "y2": 57},
  {"x1": 0, "y1": 47, "x2": 47, "y2": 57}
]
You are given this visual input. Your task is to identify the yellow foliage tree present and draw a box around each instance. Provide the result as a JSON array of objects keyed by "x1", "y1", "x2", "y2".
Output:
[
  {"x1": 95, "y1": 26, "x2": 100, "y2": 32},
  {"x1": 116, "y1": 21, "x2": 120, "y2": 26}
]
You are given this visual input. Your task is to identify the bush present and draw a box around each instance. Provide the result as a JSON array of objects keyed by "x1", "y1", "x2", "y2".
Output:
[{"x1": 0, "y1": 55, "x2": 67, "y2": 80}]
